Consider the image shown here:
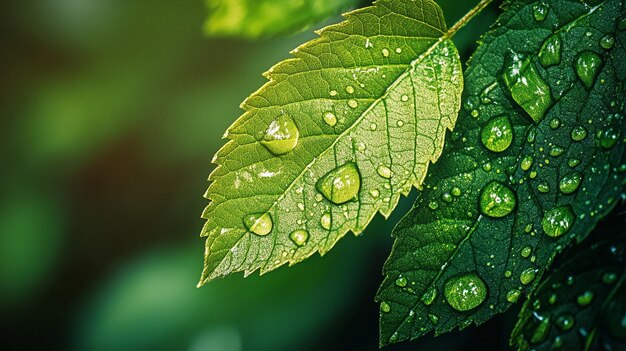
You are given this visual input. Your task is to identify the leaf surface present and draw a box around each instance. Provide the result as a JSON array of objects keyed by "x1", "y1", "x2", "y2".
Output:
[
  {"x1": 204, "y1": 0, "x2": 359, "y2": 39},
  {"x1": 199, "y1": 0, "x2": 463, "y2": 284},
  {"x1": 511, "y1": 234, "x2": 626, "y2": 350},
  {"x1": 378, "y1": 0, "x2": 626, "y2": 345}
]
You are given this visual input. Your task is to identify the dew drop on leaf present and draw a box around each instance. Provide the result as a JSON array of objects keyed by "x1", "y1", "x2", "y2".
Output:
[
  {"x1": 530, "y1": 314, "x2": 552, "y2": 344},
  {"x1": 575, "y1": 51, "x2": 602, "y2": 90},
  {"x1": 541, "y1": 206, "x2": 575, "y2": 237},
  {"x1": 347, "y1": 99, "x2": 358, "y2": 108},
  {"x1": 479, "y1": 181, "x2": 517, "y2": 218},
  {"x1": 521, "y1": 246, "x2": 532, "y2": 258},
  {"x1": 559, "y1": 172, "x2": 582, "y2": 194},
  {"x1": 289, "y1": 229, "x2": 309, "y2": 247},
  {"x1": 603, "y1": 272, "x2": 618, "y2": 284},
  {"x1": 380, "y1": 301, "x2": 391, "y2": 313},
  {"x1": 600, "y1": 34, "x2": 615, "y2": 50},
  {"x1": 481, "y1": 115, "x2": 514, "y2": 152},
  {"x1": 377, "y1": 165, "x2": 393, "y2": 179},
  {"x1": 501, "y1": 52, "x2": 552, "y2": 123},
  {"x1": 443, "y1": 274, "x2": 488, "y2": 312},
  {"x1": 520, "y1": 267, "x2": 537, "y2": 285},
  {"x1": 323, "y1": 112, "x2": 337, "y2": 127},
  {"x1": 554, "y1": 314, "x2": 575, "y2": 331},
  {"x1": 539, "y1": 34, "x2": 561, "y2": 67},
  {"x1": 571, "y1": 126, "x2": 588, "y2": 141},
  {"x1": 395, "y1": 276, "x2": 408, "y2": 287},
  {"x1": 243, "y1": 213, "x2": 273, "y2": 236},
  {"x1": 532, "y1": 2, "x2": 549, "y2": 21},
  {"x1": 597, "y1": 127, "x2": 620, "y2": 149},
  {"x1": 316, "y1": 162, "x2": 361, "y2": 205},
  {"x1": 521, "y1": 156, "x2": 534, "y2": 171},
  {"x1": 421, "y1": 287, "x2": 438, "y2": 306},
  {"x1": 260, "y1": 114, "x2": 300, "y2": 155},
  {"x1": 507, "y1": 289, "x2": 522, "y2": 303},
  {"x1": 576, "y1": 290, "x2": 594, "y2": 307},
  {"x1": 320, "y1": 212, "x2": 332, "y2": 230}
]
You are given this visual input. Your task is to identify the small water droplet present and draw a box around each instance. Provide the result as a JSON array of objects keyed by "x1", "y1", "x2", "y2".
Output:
[
  {"x1": 520, "y1": 267, "x2": 537, "y2": 285},
  {"x1": 316, "y1": 163, "x2": 361, "y2": 205},
  {"x1": 370, "y1": 189, "x2": 380, "y2": 198},
  {"x1": 323, "y1": 112, "x2": 337, "y2": 127},
  {"x1": 321, "y1": 212, "x2": 332, "y2": 230},
  {"x1": 507, "y1": 289, "x2": 522, "y2": 303},
  {"x1": 451, "y1": 187, "x2": 462, "y2": 197},
  {"x1": 329, "y1": 90, "x2": 338, "y2": 97},
  {"x1": 598, "y1": 127, "x2": 620, "y2": 149},
  {"x1": 521, "y1": 246, "x2": 532, "y2": 258},
  {"x1": 603, "y1": 272, "x2": 618, "y2": 284},
  {"x1": 346, "y1": 85, "x2": 355, "y2": 94},
  {"x1": 575, "y1": 51, "x2": 602, "y2": 90},
  {"x1": 521, "y1": 156, "x2": 534, "y2": 171},
  {"x1": 533, "y1": 2, "x2": 549, "y2": 21},
  {"x1": 481, "y1": 116, "x2": 514, "y2": 152},
  {"x1": 549, "y1": 117, "x2": 561, "y2": 129},
  {"x1": 401, "y1": 94, "x2": 409, "y2": 102},
  {"x1": 542, "y1": 206, "x2": 575, "y2": 237},
  {"x1": 421, "y1": 287, "x2": 437, "y2": 305},
  {"x1": 380, "y1": 301, "x2": 391, "y2": 313},
  {"x1": 549, "y1": 146, "x2": 564, "y2": 157},
  {"x1": 600, "y1": 35, "x2": 615, "y2": 49},
  {"x1": 382, "y1": 48, "x2": 390, "y2": 57},
  {"x1": 479, "y1": 181, "x2": 517, "y2": 218},
  {"x1": 501, "y1": 52, "x2": 552, "y2": 123},
  {"x1": 395, "y1": 276, "x2": 408, "y2": 287},
  {"x1": 395, "y1": 47, "x2": 402, "y2": 54},
  {"x1": 261, "y1": 114, "x2": 299, "y2": 155},
  {"x1": 290, "y1": 229, "x2": 309, "y2": 246},
  {"x1": 444, "y1": 274, "x2": 488, "y2": 311},
  {"x1": 539, "y1": 34, "x2": 562, "y2": 67},
  {"x1": 577, "y1": 290, "x2": 594, "y2": 307},
  {"x1": 377, "y1": 165, "x2": 393, "y2": 179},
  {"x1": 243, "y1": 213, "x2": 273, "y2": 236},
  {"x1": 428, "y1": 313, "x2": 439, "y2": 324},
  {"x1": 559, "y1": 172, "x2": 582, "y2": 194},
  {"x1": 568, "y1": 158, "x2": 581, "y2": 168},
  {"x1": 555, "y1": 314, "x2": 575, "y2": 331},
  {"x1": 348, "y1": 99, "x2": 358, "y2": 108},
  {"x1": 571, "y1": 126, "x2": 588, "y2": 141},
  {"x1": 537, "y1": 183, "x2": 550, "y2": 193}
]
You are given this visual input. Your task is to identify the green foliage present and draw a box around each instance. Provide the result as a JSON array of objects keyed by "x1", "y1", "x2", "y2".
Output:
[
  {"x1": 199, "y1": 0, "x2": 464, "y2": 285},
  {"x1": 511, "y1": 236, "x2": 626, "y2": 350},
  {"x1": 377, "y1": 0, "x2": 626, "y2": 346},
  {"x1": 204, "y1": 0, "x2": 360, "y2": 39}
]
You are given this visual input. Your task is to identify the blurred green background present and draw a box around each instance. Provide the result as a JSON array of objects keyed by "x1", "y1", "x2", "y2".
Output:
[{"x1": 0, "y1": 0, "x2": 517, "y2": 350}]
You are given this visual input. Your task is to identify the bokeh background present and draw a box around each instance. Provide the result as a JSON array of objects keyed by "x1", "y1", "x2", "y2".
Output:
[{"x1": 0, "y1": 0, "x2": 540, "y2": 349}]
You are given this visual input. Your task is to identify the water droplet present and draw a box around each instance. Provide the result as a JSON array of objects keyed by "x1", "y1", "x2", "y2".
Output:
[
  {"x1": 539, "y1": 34, "x2": 562, "y2": 67},
  {"x1": 577, "y1": 290, "x2": 594, "y2": 307},
  {"x1": 549, "y1": 117, "x2": 561, "y2": 130},
  {"x1": 401, "y1": 94, "x2": 409, "y2": 102},
  {"x1": 603, "y1": 272, "x2": 618, "y2": 284},
  {"x1": 323, "y1": 112, "x2": 337, "y2": 127},
  {"x1": 395, "y1": 47, "x2": 402, "y2": 54},
  {"x1": 533, "y1": 2, "x2": 549, "y2": 21},
  {"x1": 421, "y1": 287, "x2": 437, "y2": 305},
  {"x1": 382, "y1": 48, "x2": 390, "y2": 57},
  {"x1": 329, "y1": 90, "x2": 338, "y2": 97},
  {"x1": 370, "y1": 189, "x2": 380, "y2": 198},
  {"x1": 479, "y1": 181, "x2": 517, "y2": 218},
  {"x1": 346, "y1": 85, "x2": 355, "y2": 94},
  {"x1": 501, "y1": 52, "x2": 552, "y2": 123},
  {"x1": 428, "y1": 314, "x2": 439, "y2": 324},
  {"x1": 444, "y1": 274, "x2": 488, "y2": 311},
  {"x1": 530, "y1": 314, "x2": 551, "y2": 344},
  {"x1": 575, "y1": 51, "x2": 602, "y2": 90},
  {"x1": 537, "y1": 183, "x2": 550, "y2": 193},
  {"x1": 348, "y1": 99, "x2": 358, "y2": 109},
  {"x1": 290, "y1": 229, "x2": 309, "y2": 246},
  {"x1": 549, "y1": 146, "x2": 564, "y2": 157},
  {"x1": 428, "y1": 201, "x2": 439, "y2": 210},
  {"x1": 521, "y1": 246, "x2": 532, "y2": 258},
  {"x1": 395, "y1": 276, "x2": 408, "y2": 287},
  {"x1": 555, "y1": 314, "x2": 575, "y2": 331},
  {"x1": 316, "y1": 162, "x2": 361, "y2": 205},
  {"x1": 380, "y1": 301, "x2": 391, "y2": 313},
  {"x1": 481, "y1": 116, "x2": 514, "y2": 152},
  {"x1": 541, "y1": 206, "x2": 575, "y2": 237},
  {"x1": 243, "y1": 213, "x2": 273, "y2": 236},
  {"x1": 598, "y1": 127, "x2": 620, "y2": 149},
  {"x1": 321, "y1": 212, "x2": 332, "y2": 230},
  {"x1": 451, "y1": 187, "x2": 462, "y2": 197},
  {"x1": 507, "y1": 289, "x2": 522, "y2": 303},
  {"x1": 377, "y1": 165, "x2": 393, "y2": 179},
  {"x1": 520, "y1": 267, "x2": 537, "y2": 285},
  {"x1": 568, "y1": 158, "x2": 581, "y2": 168},
  {"x1": 559, "y1": 172, "x2": 582, "y2": 194},
  {"x1": 261, "y1": 114, "x2": 299, "y2": 155},
  {"x1": 571, "y1": 126, "x2": 588, "y2": 141},
  {"x1": 600, "y1": 35, "x2": 615, "y2": 49},
  {"x1": 549, "y1": 293, "x2": 557, "y2": 305},
  {"x1": 521, "y1": 156, "x2": 534, "y2": 171}
]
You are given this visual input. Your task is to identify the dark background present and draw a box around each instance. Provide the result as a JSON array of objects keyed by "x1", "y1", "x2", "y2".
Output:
[{"x1": 2, "y1": 0, "x2": 605, "y2": 349}]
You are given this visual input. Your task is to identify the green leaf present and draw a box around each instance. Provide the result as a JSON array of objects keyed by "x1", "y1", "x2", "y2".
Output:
[
  {"x1": 511, "y1": 234, "x2": 626, "y2": 350},
  {"x1": 199, "y1": 0, "x2": 464, "y2": 284},
  {"x1": 204, "y1": 0, "x2": 360, "y2": 39},
  {"x1": 378, "y1": 0, "x2": 626, "y2": 345}
]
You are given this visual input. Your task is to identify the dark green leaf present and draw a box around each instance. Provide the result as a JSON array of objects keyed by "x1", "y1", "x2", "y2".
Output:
[
  {"x1": 511, "y1": 234, "x2": 626, "y2": 350},
  {"x1": 204, "y1": 0, "x2": 360, "y2": 39},
  {"x1": 378, "y1": 0, "x2": 626, "y2": 345},
  {"x1": 199, "y1": 0, "x2": 464, "y2": 284}
]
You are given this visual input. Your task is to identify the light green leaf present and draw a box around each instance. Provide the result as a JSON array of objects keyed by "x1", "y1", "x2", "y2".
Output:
[
  {"x1": 204, "y1": 0, "x2": 360, "y2": 39},
  {"x1": 511, "y1": 233, "x2": 626, "y2": 350},
  {"x1": 199, "y1": 0, "x2": 463, "y2": 285},
  {"x1": 378, "y1": 0, "x2": 626, "y2": 345}
]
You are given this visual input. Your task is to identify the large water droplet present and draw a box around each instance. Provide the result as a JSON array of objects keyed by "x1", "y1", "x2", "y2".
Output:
[
  {"x1": 507, "y1": 289, "x2": 522, "y2": 303},
  {"x1": 575, "y1": 51, "x2": 602, "y2": 90},
  {"x1": 520, "y1": 267, "x2": 537, "y2": 285},
  {"x1": 559, "y1": 172, "x2": 582, "y2": 194},
  {"x1": 598, "y1": 127, "x2": 620, "y2": 149},
  {"x1": 377, "y1": 165, "x2": 392, "y2": 179},
  {"x1": 444, "y1": 274, "x2": 488, "y2": 312},
  {"x1": 323, "y1": 112, "x2": 337, "y2": 127},
  {"x1": 320, "y1": 212, "x2": 332, "y2": 230},
  {"x1": 243, "y1": 213, "x2": 273, "y2": 236},
  {"x1": 481, "y1": 116, "x2": 514, "y2": 152},
  {"x1": 316, "y1": 163, "x2": 361, "y2": 205},
  {"x1": 539, "y1": 34, "x2": 561, "y2": 67},
  {"x1": 261, "y1": 114, "x2": 299, "y2": 155},
  {"x1": 571, "y1": 126, "x2": 588, "y2": 141},
  {"x1": 289, "y1": 229, "x2": 309, "y2": 246},
  {"x1": 541, "y1": 206, "x2": 575, "y2": 237},
  {"x1": 600, "y1": 35, "x2": 615, "y2": 50},
  {"x1": 502, "y1": 52, "x2": 552, "y2": 123},
  {"x1": 521, "y1": 156, "x2": 534, "y2": 171},
  {"x1": 479, "y1": 181, "x2": 517, "y2": 218}
]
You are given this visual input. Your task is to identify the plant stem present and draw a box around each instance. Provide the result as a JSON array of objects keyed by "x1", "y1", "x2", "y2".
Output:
[{"x1": 445, "y1": 0, "x2": 496, "y2": 39}]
